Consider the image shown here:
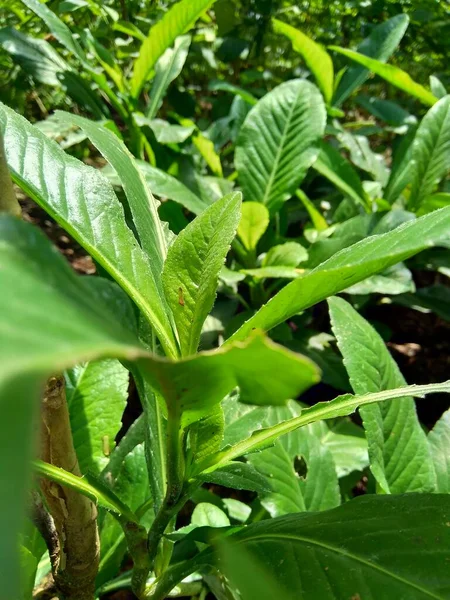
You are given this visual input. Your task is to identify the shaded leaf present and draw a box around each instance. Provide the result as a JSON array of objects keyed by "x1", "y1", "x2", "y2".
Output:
[{"x1": 428, "y1": 409, "x2": 450, "y2": 493}]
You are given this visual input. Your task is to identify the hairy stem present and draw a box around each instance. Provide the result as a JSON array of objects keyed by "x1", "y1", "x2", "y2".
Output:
[{"x1": 39, "y1": 376, "x2": 100, "y2": 600}]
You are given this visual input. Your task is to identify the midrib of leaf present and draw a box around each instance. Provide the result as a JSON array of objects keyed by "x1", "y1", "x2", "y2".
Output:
[
  {"x1": 197, "y1": 382, "x2": 450, "y2": 472},
  {"x1": 411, "y1": 101, "x2": 450, "y2": 208},
  {"x1": 230, "y1": 533, "x2": 444, "y2": 599},
  {"x1": 262, "y1": 95, "x2": 297, "y2": 207},
  {"x1": 13, "y1": 165, "x2": 176, "y2": 355}
]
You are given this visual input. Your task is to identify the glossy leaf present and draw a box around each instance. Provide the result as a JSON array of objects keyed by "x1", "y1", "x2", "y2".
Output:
[
  {"x1": 273, "y1": 19, "x2": 334, "y2": 104},
  {"x1": 147, "y1": 35, "x2": 191, "y2": 118},
  {"x1": 247, "y1": 401, "x2": 340, "y2": 515},
  {"x1": 344, "y1": 263, "x2": 414, "y2": 296},
  {"x1": 263, "y1": 242, "x2": 308, "y2": 267},
  {"x1": 227, "y1": 207, "x2": 450, "y2": 342},
  {"x1": 331, "y1": 46, "x2": 438, "y2": 106},
  {"x1": 237, "y1": 201, "x2": 270, "y2": 251},
  {"x1": 0, "y1": 102, "x2": 178, "y2": 357},
  {"x1": 197, "y1": 462, "x2": 271, "y2": 493},
  {"x1": 140, "y1": 118, "x2": 195, "y2": 144},
  {"x1": 130, "y1": 0, "x2": 217, "y2": 98},
  {"x1": 430, "y1": 75, "x2": 447, "y2": 99},
  {"x1": 313, "y1": 141, "x2": 369, "y2": 208},
  {"x1": 199, "y1": 382, "x2": 450, "y2": 472},
  {"x1": 329, "y1": 296, "x2": 436, "y2": 493},
  {"x1": 20, "y1": 0, "x2": 87, "y2": 62},
  {"x1": 55, "y1": 112, "x2": 168, "y2": 284},
  {"x1": 428, "y1": 409, "x2": 450, "y2": 493},
  {"x1": 66, "y1": 359, "x2": 129, "y2": 475},
  {"x1": 235, "y1": 79, "x2": 326, "y2": 213},
  {"x1": 158, "y1": 495, "x2": 450, "y2": 600},
  {"x1": 162, "y1": 192, "x2": 241, "y2": 356},
  {"x1": 333, "y1": 15, "x2": 409, "y2": 106},
  {"x1": 0, "y1": 27, "x2": 68, "y2": 86},
  {"x1": 408, "y1": 95, "x2": 450, "y2": 210}
]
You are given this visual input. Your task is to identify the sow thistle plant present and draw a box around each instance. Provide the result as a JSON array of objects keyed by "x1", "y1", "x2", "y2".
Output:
[
  {"x1": 1, "y1": 97, "x2": 450, "y2": 600},
  {"x1": 1, "y1": 5, "x2": 450, "y2": 600}
]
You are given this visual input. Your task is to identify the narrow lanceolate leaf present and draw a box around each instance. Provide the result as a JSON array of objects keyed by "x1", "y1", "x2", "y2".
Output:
[
  {"x1": 20, "y1": 0, "x2": 87, "y2": 63},
  {"x1": 333, "y1": 14, "x2": 409, "y2": 106},
  {"x1": 55, "y1": 112, "x2": 169, "y2": 281},
  {"x1": 198, "y1": 382, "x2": 450, "y2": 472},
  {"x1": 428, "y1": 409, "x2": 450, "y2": 493},
  {"x1": 162, "y1": 192, "x2": 242, "y2": 356},
  {"x1": 66, "y1": 359, "x2": 129, "y2": 475},
  {"x1": 34, "y1": 461, "x2": 137, "y2": 523},
  {"x1": 235, "y1": 79, "x2": 326, "y2": 214},
  {"x1": 313, "y1": 141, "x2": 369, "y2": 208},
  {"x1": 328, "y1": 296, "x2": 436, "y2": 494},
  {"x1": 156, "y1": 495, "x2": 450, "y2": 600},
  {"x1": 273, "y1": 19, "x2": 334, "y2": 104},
  {"x1": 0, "y1": 102, "x2": 178, "y2": 357},
  {"x1": 130, "y1": 0, "x2": 217, "y2": 98},
  {"x1": 226, "y1": 206, "x2": 450, "y2": 343},
  {"x1": 408, "y1": 95, "x2": 450, "y2": 210},
  {"x1": 147, "y1": 35, "x2": 191, "y2": 119},
  {"x1": 330, "y1": 46, "x2": 438, "y2": 107},
  {"x1": 0, "y1": 216, "x2": 318, "y2": 597}
]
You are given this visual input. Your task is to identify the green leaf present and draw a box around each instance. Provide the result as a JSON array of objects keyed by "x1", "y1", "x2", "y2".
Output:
[
  {"x1": 191, "y1": 503, "x2": 230, "y2": 528},
  {"x1": 241, "y1": 266, "x2": 302, "y2": 280},
  {"x1": 408, "y1": 96, "x2": 450, "y2": 210},
  {"x1": 158, "y1": 494, "x2": 450, "y2": 600},
  {"x1": 428, "y1": 409, "x2": 450, "y2": 493},
  {"x1": 329, "y1": 296, "x2": 436, "y2": 494},
  {"x1": 199, "y1": 382, "x2": 450, "y2": 471},
  {"x1": 208, "y1": 80, "x2": 258, "y2": 106},
  {"x1": 147, "y1": 35, "x2": 191, "y2": 119},
  {"x1": 272, "y1": 19, "x2": 334, "y2": 104},
  {"x1": 162, "y1": 192, "x2": 241, "y2": 356},
  {"x1": 103, "y1": 160, "x2": 209, "y2": 216},
  {"x1": 430, "y1": 75, "x2": 447, "y2": 99},
  {"x1": 248, "y1": 411, "x2": 340, "y2": 515},
  {"x1": 0, "y1": 102, "x2": 178, "y2": 357},
  {"x1": 226, "y1": 207, "x2": 450, "y2": 342},
  {"x1": 98, "y1": 444, "x2": 152, "y2": 586},
  {"x1": 263, "y1": 242, "x2": 308, "y2": 267},
  {"x1": 34, "y1": 460, "x2": 138, "y2": 522},
  {"x1": 193, "y1": 131, "x2": 223, "y2": 177},
  {"x1": 130, "y1": 0, "x2": 217, "y2": 98},
  {"x1": 296, "y1": 190, "x2": 328, "y2": 231},
  {"x1": 20, "y1": 0, "x2": 87, "y2": 63},
  {"x1": 138, "y1": 117, "x2": 195, "y2": 144},
  {"x1": 66, "y1": 359, "x2": 129, "y2": 475},
  {"x1": 344, "y1": 263, "x2": 414, "y2": 296},
  {"x1": 333, "y1": 14, "x2": 410, "y2": 106},
  {"x1": 313, "y1": 141, "x2": 369, "y2": 208},
  {"x1": 417, "y1": 193, "x2": 450, "y2": 217},
  {"x1": 394, "y1": 284, "x2": 450, "y2": 322},
  {"x1": 55, "y1": 112, "x2": 168, "y2": 286},
  {"x1": 235, "y1": 79, "x2": 326, "y2": 213},
  {"x1": 197, "y1": 462, "x2": 271, "y2": 493},
  {"x1": 145, "y1": 331, "x2": 319, "y2": 428},
  {"x1": 331, "y1": 46, "x2": 438, "y2": 106},
  {"x1": 0, "y1": 27, "x2": 68, "y2": 86},
  {"x1": 336, "y1": 127, "x2": 389, "y2": 185},
  {"x1": 356, "y1": 95, "x2": 417, "y2": 130},
  {"x1": 237, "y1": 201, "x2": 270, "y2": 251}
]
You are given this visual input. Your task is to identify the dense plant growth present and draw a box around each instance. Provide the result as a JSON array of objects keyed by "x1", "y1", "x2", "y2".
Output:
[{"x1": 0, "y1": 1, "x2": 449, "y2": 599}]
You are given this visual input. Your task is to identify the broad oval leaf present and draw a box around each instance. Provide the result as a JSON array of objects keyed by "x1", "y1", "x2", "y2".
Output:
[
  {"x1": 0, "y1": 102, "x2": 178, "y2": 357},
  {"x1": 237, "y1": 201, "x2": 270, "y2": 251},
  {"x1": 333, "y1": 14, "x2": 409, "y2": 106},
  {"x1": 226, "y1": 206, "x2": 450, "y2": 342},
  {"x1": 235, "y1": 79, "x2": 326, "y2": 214},
  {"x1": 328, "y1": 296, "x2": 436, "y2": 494},
  {"x1": 130, "y1": 0, "x2": 217, "y2": 98},
  {"x1": 408, "y1": 95, "x2": 450, "y2": 210},
  {"x1": 162, "y1": 192, "x2": 242, "y2": 356},
  {"x1": 273, "y1": 19, "x2": 334, "y2": 104}
]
